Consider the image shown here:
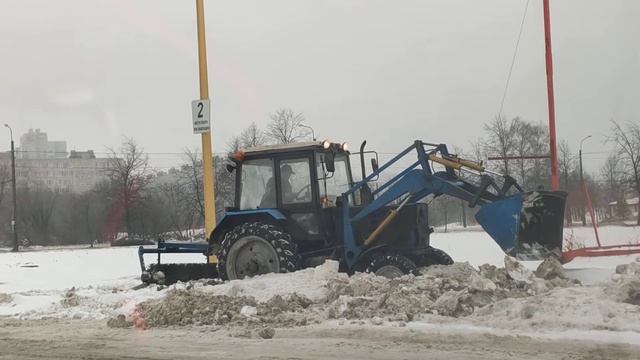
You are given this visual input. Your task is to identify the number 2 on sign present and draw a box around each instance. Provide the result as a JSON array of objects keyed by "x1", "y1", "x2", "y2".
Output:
[{"x1": 197, "y1": 102, "x2": 204, "y2": 118}]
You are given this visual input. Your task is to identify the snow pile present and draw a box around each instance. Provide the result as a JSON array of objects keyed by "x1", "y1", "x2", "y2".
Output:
[
  {"x1": 325, "y1": 257, "x2": 576, "y2": 320},
  {"x1": 202, "y1": 260, "x2": 346, "y2": 302},
  {"x1": 463, "y1": 257, "x2": 640, "y2": 333},
  {"x1": 3, "y1": 281, "x2": 173, "y2": 320},
  {"x1": 127, "y1": 257, "x2": 593, "y2": 330},
  {"x1": 131, "y1": 261, "x2": 344, "y2": 328},
  {"x1": 0, "y1": 293, "x2": 12, "y2": 304},
  {"x1": 468, "y1": 286, "x2": 640, "y2": 333},
  {"x1": 606, "y1": 262, "x2": 640, "y2": 305},
  {"x1": 3, "y1": 246, "x2": 639, "y2": 336},
  {"x1": 135, "y1": 291, "x2": 315, "y2": 329}
]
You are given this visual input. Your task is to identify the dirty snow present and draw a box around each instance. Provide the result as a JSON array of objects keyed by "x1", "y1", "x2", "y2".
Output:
[
  {"x1": 123, "y1": 256, "x2": 640, "y2": 340},
  {"x1": 1, "y1": 226, "x2": 640, "y2": 345}
]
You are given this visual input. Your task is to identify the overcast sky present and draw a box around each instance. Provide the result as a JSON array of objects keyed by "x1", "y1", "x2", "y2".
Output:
[{"x1": 1, "y1": 0, "x2": 638, "y2": 173}]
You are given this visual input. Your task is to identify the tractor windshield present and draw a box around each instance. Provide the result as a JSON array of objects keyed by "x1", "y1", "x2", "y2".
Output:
[{"x1": 317, "y1": 153, "x2": 352, "y2": 206}]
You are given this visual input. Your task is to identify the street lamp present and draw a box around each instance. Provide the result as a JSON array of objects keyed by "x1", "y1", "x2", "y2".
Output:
[
  {"x1": 4, "y1": 124, "x2": 18, "y2": 252},
  {"x1": 299, "y1": 124, "x2": 316, "y2": 141},
  {"x1": 579, "y1": 135, "x2": 592, "y2": 226}
]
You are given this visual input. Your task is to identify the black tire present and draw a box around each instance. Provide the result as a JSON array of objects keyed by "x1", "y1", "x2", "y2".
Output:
[
  {"x1": 363, "y1": 253, "x2": 418, "y2": 278},
  {"x1": 417, "y1": 246, "x2": 454, "y2": 267},
  {"x1": 217, "y1": 222, "x2": 298, "y2": 281}
]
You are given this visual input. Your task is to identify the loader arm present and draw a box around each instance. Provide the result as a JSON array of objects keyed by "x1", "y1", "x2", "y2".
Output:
[{"x1": 340, "y1": 140, "x2": 566, "y2": 268}]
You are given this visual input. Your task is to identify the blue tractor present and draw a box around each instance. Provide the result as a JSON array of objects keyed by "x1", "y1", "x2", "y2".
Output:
[{"x1": 139, "y1": 140, "x2": 567, "y2": 283}]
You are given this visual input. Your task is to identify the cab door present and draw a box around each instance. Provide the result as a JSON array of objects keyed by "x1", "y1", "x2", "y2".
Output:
[{"x1": 276, "y1": 155, "x2": 324, "y2": 246}]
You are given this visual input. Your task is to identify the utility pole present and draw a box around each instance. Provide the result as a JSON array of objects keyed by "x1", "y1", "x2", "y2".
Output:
[
  {"x1": 579, "y1": 135, "x2": 592, "y2": 226},
  {"x1": 195, "y1": 0, "x2": 217, "y2": 238},
  {"x1": 543, "y1": 0, "x2": 560, "y2": 191},
  {"x1": 4, "y1": 124, "x2": 18, "y2": 252}
]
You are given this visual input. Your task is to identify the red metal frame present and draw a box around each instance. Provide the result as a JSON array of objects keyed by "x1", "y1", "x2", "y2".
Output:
[
  {"x1": 560, "y1": 183, "x2": 640, "y2": 263},
  {"x1": 582, "y1": 182, "x2": 601, "y2": 247},
  {"x1": 488, "y1": 155, "x2": 550, "y2": 161},
  {"x1": 562, "y1": 244, "x2": 640, "y2": 263}
]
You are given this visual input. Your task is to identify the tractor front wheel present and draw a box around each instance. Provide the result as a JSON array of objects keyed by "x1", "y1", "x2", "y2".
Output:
[
  {"x1": 417, "y1": 246, "x2": 454, "y2": 267},
  {"x1": 217, "y1": 222, "x2": 298, "y2": 281},
  {"x1": 364, "y1": 253, "x2": 417, "y2": 278}
]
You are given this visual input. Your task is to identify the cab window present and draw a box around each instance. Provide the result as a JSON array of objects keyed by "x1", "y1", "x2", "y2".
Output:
[
  {"x1": 280, "y1": 158, "x2": 312, "y2": 205},
  {"x1": 240, "y1": 158, "x2": 275, "y2": 209},
  {"x1": 317, "y1": 154, "x2": 352, "y2": 205}
]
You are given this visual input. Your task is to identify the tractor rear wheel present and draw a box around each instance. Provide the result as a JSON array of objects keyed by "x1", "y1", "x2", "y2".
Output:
[
  {"x1": 217, "y1": 222, "x2": 298, "y2": 281},
  {"x1": 417, "y1": 246, "x2": 454, "y2": 267},
  {"x1": 364, "y1": 253, "x2": 418, "y2": 278}
]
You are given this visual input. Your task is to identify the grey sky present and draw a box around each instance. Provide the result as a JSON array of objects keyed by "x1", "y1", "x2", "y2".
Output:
[{"x1": 1, "y1": 0, "x2": 638, "y2": 173}]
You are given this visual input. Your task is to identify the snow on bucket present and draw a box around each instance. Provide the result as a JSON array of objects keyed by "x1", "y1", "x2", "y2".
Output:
[{"x1": 475, "y1": 191, "x2": 567, "y2": 260}]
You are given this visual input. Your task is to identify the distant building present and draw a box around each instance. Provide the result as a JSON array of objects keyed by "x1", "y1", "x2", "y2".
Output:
[
  {"x1": 607, "y1": 197, "x2": 639, "y2": 220},
  {"x1": 16, "y1": 129, "x2": 67, "y2": 159},
  {"x1": 1, "y1": 129, "x2": 113, "y2": 193}
]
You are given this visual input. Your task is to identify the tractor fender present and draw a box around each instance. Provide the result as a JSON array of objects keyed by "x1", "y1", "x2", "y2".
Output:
[{"x1": 208, "y1": 209, "x2": 286, "y2": 247}]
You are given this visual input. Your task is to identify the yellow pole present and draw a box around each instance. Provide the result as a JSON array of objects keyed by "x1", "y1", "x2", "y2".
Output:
[{"x1": 196, "y1": 0, "x2": 217, "y2": 237}]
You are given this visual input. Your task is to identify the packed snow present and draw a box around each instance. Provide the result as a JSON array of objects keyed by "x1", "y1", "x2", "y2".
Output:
[
  {"x1": 1, "y1": 225, "x2": 640, "y2": 345},
  {"x1": 0, "y1": 247, "x2": 202, "y2": 317}
]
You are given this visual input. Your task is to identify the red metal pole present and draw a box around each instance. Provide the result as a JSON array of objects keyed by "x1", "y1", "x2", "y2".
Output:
[
  {"x1": 543, "y1": 0, "x2": 560, "y2": 191},
  {"x1": 582, "y1": 182, "x2": 602, "y2": 247}
]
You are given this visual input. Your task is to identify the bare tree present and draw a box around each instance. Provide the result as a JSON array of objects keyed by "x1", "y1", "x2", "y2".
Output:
[
  {"x1": 468, "y1": 140, "x2": 485, "y2": 164},
  {"x1": 0, "y1": 163, "x2": 9, "y2": 207},
  {"x1": 226, "y1": 136, "x2": 242, "y2": 154},
  {"x1": 557, "y1": 140, "x2": 574, "y2": 224},
  {"x1": 106, "y1": 138, "x2": 150, "y2": 236},
  {"x1": 609, "y1": 120, "x2": 640, "y2": 224},
  {"x1": 484, "y1": 116, "x2": 550, "y2": 188},
  {"x1": 214, "y1": 155, "x2": 235, "y2": 213},
  {"x1": 181, "y1": 150, "x2": 234, "y2": 226},
  {"x1": 267, "y1": 108, "x2": 307, "y2": 144},
  {"x1": 19, "y1": 185, "x2": 58, "y2": 245},
  {"x1": 558, "y1": 140, "x2": 574, "y2": 190},
  {"x1": 484, "y1": 115, "x2": 518, "y2": 175},
  {"x1": 601, "y1": 153, "x2": 628, "y2": 220},
  {"x1": 182, "y1": 148, "x2": 205, "y2": 222},
  {"x1": 239, "y1": 122, "x2": 267, "y2": 148},
  {"x1": 55, "y1": 191, "x2": 98, "y2": 245},
  {"x1": 154, "y1": 176, "x2": 194, "y2": 240},
  {"x1": 525, "y1": 123, "x2": 550, "y2": 188}
]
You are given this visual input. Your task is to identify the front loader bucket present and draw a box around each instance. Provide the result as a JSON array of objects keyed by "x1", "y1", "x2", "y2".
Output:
[{"x1": 475, "y1": 191, "x2": 567, "y2": 260}]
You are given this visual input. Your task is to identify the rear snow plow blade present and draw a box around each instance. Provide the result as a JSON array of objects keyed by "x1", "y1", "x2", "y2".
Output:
[
  {"x1": 142, "y1": 263, "x2": 218, "y2": 285},
  {"x1": 475, "y1": 191, "x2": 567, "y2": 260},
  {"x1": 138, "y1": 241, "x2": 218, "y2": 285}
]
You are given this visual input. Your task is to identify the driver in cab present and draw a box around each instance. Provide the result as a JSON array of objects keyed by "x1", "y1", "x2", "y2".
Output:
[
  {"x1": 280, "y1": 164, "x2": 296, "y2": 203},
  {"x1": 260, "y1": 164, "x2": 296, "y2": 207}
]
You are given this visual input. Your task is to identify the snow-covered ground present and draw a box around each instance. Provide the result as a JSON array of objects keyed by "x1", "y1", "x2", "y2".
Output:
[
  {"x1": 0, "y1": 247, "x2": 202, "y2": 317},
  {"x1": 1, "y1": 225, "x2": 640, "y2": 347},
  {"x1": 432, "y1": 224, "x2": 640, "y2": 284}
]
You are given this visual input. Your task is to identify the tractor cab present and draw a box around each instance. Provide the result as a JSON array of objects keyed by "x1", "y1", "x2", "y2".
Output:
[{"x1": 227, "y1": 141, "x2": 353, "y2": 256}]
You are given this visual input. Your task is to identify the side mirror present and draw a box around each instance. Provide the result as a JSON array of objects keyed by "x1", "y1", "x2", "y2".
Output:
[
  {"x1": 324, "y1": 152, "x2": 336, "y2": 173},
  {"x1": 226, "y1": 164, "x2": 236, "y2": 173},
  {"x1": 371, "y1": 158, "x2": 379, "y2": 172}
]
